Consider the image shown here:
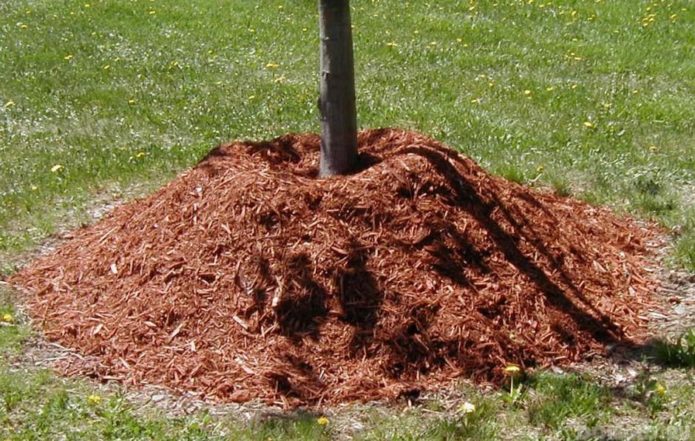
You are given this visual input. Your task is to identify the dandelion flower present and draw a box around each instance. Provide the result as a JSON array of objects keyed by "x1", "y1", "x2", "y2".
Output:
[
  {"x1": 654, "y1": 383, "x2": 666, "y2": 396},
  {"x1": 524, "y1": 90, "x2": 532, "y2": 96},
  {"x1": 503, "y1": 365, "x2": 522, "y2": 376},
  {"x1": 317, "y1": 416, "x2": 329, "y2": 426},
  {"x1": 265, "y1": 63, "x2": 280, "y2": 69},
  {"x1": 3, "y1": 100, "x2": 15, "y2": 108},
  {"x1": 51, "y1": 164, "x2": 63, "y2": 173},
  {"x1": 87, "y1": 394, "x2": 102, "y2": 405},
  {"x1": 583, "y1": 121, "x2": 595, "y2": 129},
  {"x1": 458, "y1": 402, "x2": 476, "y2": 414},
  {"x1": 2, "y1": 313, "x2": 13, "y2": 323}
]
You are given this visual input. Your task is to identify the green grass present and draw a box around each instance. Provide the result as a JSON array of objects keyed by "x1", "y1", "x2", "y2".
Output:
[
  {"x1": 652, "y1": 329, "x2": 695, "y2": 368},
  {"x1": 1, "y1": 317, "x2": 693, "y2": 439},
  {"x1": 0, "y1": 0, "x2": 694, "y2": 268},
  {"x1": 0, "y1": 0, "x2": 694, "y2": 439},
  {"x1": 526, "y1": 373, "x2": 612, "y2": 430}
]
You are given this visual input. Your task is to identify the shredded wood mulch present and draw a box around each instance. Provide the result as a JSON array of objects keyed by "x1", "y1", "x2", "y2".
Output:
[{"x1": 7, "y1": 129, "x2": 662, "y2": 407}]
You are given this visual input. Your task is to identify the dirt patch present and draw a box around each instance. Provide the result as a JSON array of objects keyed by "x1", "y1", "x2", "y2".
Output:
[{"x1": 6, "y1": 129, "x2": 663, "y2": 407}]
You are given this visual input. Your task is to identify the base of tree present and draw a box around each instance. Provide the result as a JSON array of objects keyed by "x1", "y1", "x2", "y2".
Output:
[{"x1": 8, "y1": 129, "x2": 662, "y2": 407}]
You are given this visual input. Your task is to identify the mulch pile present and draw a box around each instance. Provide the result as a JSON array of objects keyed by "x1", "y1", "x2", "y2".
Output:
[{"x1": 8, "y1": 129, "x2": 661, "y2": 406}]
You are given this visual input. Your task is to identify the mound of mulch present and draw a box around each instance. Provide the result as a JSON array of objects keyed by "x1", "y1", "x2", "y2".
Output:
[{"x1": 8, "y1": 129, "x2": 661, "y2": 406}]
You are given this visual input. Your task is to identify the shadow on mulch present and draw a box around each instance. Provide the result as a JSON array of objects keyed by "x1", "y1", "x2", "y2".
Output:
[{"x1": 6, "y1": 128, "x2": 662, "y2": 407}]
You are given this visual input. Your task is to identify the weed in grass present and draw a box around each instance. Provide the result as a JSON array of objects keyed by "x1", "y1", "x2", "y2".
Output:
[
  {"x1": 426, "y1": 398, "x2": 499, "y2": 440},
  {"x1": 0, "y1": 373, "x2": 26, "y2": 413},
  {"x1": 0, "y1": 299, "x2": 30, "y2": 354},
  {"x1": 651, "y1": 329, "x2": 695, "y2": 369},
  {"x1": 548, "y1": 174, "x2": 573, "y2": 197},
  {"x1": 493, "y1": 163, "x2": 531, "y2": 185},
  {"x1": 629, "y1": 370, "x2": 670, "y2": 417},
  {"x1": 233, "y1": 414, "x2": 332, "y2": 441},
  {"x1": 527, "y1": 373, "x2": 611, "y2": 430},
  {"x1": 501, "y1": 365, "x2": 527, "y2": 408}
]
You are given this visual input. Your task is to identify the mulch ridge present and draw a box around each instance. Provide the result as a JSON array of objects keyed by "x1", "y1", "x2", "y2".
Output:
[{"x1": 8, "y1": 128, "x2": 661, "y2": 407}]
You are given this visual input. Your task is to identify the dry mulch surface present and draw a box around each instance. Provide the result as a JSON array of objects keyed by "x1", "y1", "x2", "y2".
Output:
[{"x1": 7, "y1": 129, "x2": 663, "y2": 407}]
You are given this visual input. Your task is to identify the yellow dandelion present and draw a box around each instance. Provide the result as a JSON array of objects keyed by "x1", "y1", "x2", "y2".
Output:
[
  {"x1": 317, "y1": 416, "x2": 329, "y2": 426},
  {"x1": 4, "y1": 100, "x2": 15, "y2": 108},
  {"x1": 64, "y1": 54, "x2": 74, "y2": 61},
  {"x1": 458, "y1": 401, "x2": 476, "y2": 414},
  {"x1": 265, "y1": 63, "x2": 280, "y2": 69},
  {"x1": 51, "y1": 164, "x2": 63, "y2": 173},
  {"x1": 386, "y1": 42, "x2": 398, "y2": 47},
  {"x1": 503, "y1": 365, "x2": 522, "y2": 376},
  {"x1": 87, "y1": 394, "x2": 102, "y2": 405},
  {"x1": 2, "y1": 313, "x2": 14, "y2": 323},
  {"x1": 583, "y1": 121, "x2": 595, "y2": 129},
  {"x1": 128, "y1": 99, "x2": 136, "y2": 104},
  {"x1": 654, "y1": 383, "x2": 666, "y2": 396},
  {"x1": 524, "y1": 90, "x2": 532, "y2": 96}
]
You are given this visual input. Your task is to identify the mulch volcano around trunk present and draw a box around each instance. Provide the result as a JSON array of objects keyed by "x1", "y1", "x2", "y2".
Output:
[{"x1": 8, "y1": 129, "x2": 661, "y2": 407}]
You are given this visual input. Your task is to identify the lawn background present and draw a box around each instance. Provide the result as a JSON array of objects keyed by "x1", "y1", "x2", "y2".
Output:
[
  {"x1": 1, "y1": 0, "x2": 693, "y2": 269},
  {"x1": 0, "y1": 0, "x2": 694, "y2": 439}
]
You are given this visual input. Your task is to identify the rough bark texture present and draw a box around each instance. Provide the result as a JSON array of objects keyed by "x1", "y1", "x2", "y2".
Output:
[{"x1": 318, "y1": 0, "x2": 358, "y2": 177}]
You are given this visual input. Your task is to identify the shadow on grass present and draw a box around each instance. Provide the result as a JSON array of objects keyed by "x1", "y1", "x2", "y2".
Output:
[{"x1": 645, "y1": 329, "x2": 695, "y2": 369}]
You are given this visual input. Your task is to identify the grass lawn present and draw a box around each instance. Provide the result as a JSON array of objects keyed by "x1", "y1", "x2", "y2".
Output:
[{"x1": 0, "y1": 0, "x2": 694, "y2": 439}]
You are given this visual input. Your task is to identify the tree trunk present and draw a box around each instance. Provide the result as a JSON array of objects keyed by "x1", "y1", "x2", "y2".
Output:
[{"x1": 318, "y1": 0, "x2": 358, "y2": 177}]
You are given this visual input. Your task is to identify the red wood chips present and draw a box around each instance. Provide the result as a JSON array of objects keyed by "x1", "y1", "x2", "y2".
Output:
[{"x1": 9, "y1": 129, "x2": 661, "y2": 406}]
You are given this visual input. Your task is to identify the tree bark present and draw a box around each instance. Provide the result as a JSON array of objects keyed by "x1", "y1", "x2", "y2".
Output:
[{"x1": 318, "y1": 0, "x2": 358, "y2": 177}]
